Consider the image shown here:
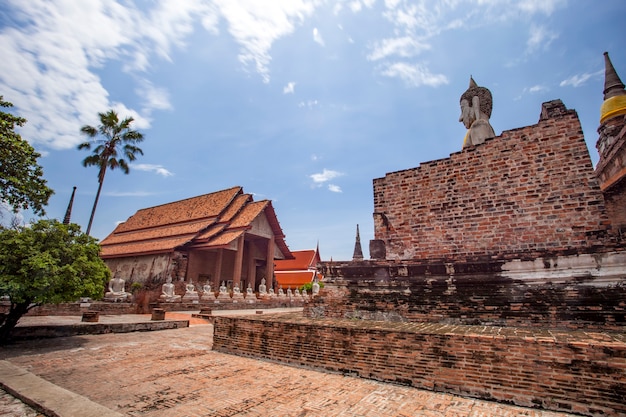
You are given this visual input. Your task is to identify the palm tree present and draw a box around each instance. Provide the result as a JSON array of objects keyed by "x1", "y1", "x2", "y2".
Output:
[{"x1": 78, "y1": 110, "x2": 144, "y2": 235}]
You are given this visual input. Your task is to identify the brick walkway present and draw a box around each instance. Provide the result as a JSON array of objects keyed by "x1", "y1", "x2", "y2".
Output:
[
  {"x1": 0, "y1": 318, "x2": 579, "y2": 417},
  {"x1": 0, "y1": 388, "x2": 43, "y2": 417}
]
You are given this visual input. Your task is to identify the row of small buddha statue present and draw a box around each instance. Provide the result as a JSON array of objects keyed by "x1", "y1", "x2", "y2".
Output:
[{"x1": 159, "y1": 277, "x2": 320, "y2": 302}]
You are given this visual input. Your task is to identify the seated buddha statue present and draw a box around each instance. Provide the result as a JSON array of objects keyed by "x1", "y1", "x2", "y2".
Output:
[
  {"x1": 104, "y1": 274, "x2": 131, "y2": 302},
  {"x1": 160, "y1": 276, "x2": 181, "y2": 302}
]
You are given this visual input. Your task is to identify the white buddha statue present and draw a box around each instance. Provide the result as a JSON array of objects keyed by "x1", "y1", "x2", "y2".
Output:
[
  {"x1": 104, "y1": 274, "x2": 131, "y2": 302},
  {"x1": 312, "y1": 278, "x2": 320, "y2": 296},
  {"x1": 160, "y1": 276, "x2": 181, "y2": 302},
  {"x1": 258, "y1": 278, "x2": 267, "y2": 295},
  {"x1": 201, "y1": 283, "x2": 213, "y2": 300},
  {"x1": 182, "y1": 282, "x2": 199, "y2": 302}
]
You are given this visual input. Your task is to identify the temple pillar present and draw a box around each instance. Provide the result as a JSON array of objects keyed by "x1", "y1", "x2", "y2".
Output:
[
  {"x1": 247, "y1": 243, "x2": 256, "y2": 291},
  {"x1": 265, "y1": 238, "x2": 275, "y2": 290},
  {"x1": 232, "y1": 235, "x2": 245, "y2": 290},
  {"x1": 213, "y1": 249, "x2": 223, "y2": 288}
]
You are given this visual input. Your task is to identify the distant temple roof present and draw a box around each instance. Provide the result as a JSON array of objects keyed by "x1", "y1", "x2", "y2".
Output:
[
  {"x1": 100, "y1": 186, "x2": 292, "y2": 259},
  {"x1": 275, "y1": 247, "x2": 321, "y2": 288}
]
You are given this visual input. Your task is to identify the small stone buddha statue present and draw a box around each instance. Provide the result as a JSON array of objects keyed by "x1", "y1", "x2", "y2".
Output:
[
  {"x1": 258, "y1": 278, "x2": 267, "y2": 295},
  {"x1": 217, "y1": 281, "x2": 230, "y2": 300},
  {"x1": 312, "y1": 278, "x2": 320, "y2": 296},
  {"x1": 201, "y1": 283, "x2": 213, "y2": 300},
  {"x1": 160, "y1": 276, "x2": 181, "y2": 302},
  {"x1": 182, "y1": 282, "x2": 199, "y2": 302},
  {"x1": 104, "y1": 273, "x2": 131, "y2": 302},
  {"x1": 460, "y1": 76, "x2": 496, "y2": 148}
]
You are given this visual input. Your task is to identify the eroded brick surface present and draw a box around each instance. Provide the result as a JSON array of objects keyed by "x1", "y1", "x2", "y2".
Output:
[{"x1": 0, "y1": 324, "x2": 577, "y2": 417}]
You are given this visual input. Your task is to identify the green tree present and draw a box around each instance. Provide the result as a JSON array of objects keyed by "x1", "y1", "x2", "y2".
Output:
[
  {"x1": 0, "y1": 220, "x2": 110, "y2": 343},
  {"x1": 0, "y1": 96, "x2": 53, "y2": 216},
  {"x1": 78, "y1": 110, "x2": 144, "y2": 235}
]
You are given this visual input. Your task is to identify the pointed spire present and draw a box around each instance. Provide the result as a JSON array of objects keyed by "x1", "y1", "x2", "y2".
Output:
[
  {"x1": 469, "y1": 76, "x2": 477, "y2": 89},
  {"x1": 352, "y1": 224, "x2": 364, "y2": 261},
  {"x1": 603, "y1": 52, "x2": 626, "y2": 100},
  {"x1": 63, "y1": 186, "x2": 77, "y2": 225}
]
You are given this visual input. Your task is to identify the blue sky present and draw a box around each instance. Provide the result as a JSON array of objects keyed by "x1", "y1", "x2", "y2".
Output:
[{"x1": 1, "y1": 0, "x2": 625, "y2": 261}]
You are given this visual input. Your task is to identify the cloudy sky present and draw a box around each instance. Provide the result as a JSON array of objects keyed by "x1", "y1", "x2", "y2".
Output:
[{"x1": 1, "y1": 0, "x2": 624, "y2": 261}]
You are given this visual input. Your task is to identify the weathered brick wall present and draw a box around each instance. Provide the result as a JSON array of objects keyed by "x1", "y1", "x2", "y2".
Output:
[
  {"x1": 313, "y1": 254, "x2": 626, "y2": 330},
  {"x1": 604, "y1": 185, "x2": 626, "y2": 231},
  {"x1": 373, "y1": 100, "x2": 611, "y2": 261},
  {"x1": 213, "y1": 315, "x2": 626, "y2": 416}
]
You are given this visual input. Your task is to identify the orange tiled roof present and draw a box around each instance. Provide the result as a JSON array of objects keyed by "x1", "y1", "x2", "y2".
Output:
[
  {"x1": 275, "y1": 249, "x2": 318, "y2": 271},
  {"x1": 113, "y1": 186, "x2": 242, "y2": 233},
  {"x1": 100, "y1": 186, "x2": 292, "y2": 259},
  {"x1": 275, "y1": 271, "x2": 316, "y2": 287}
]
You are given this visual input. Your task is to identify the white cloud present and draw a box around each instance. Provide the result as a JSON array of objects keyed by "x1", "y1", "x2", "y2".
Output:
[
  {"x1": 368, "y1": 36, "x2": 431, "y2": 61},
  {"x1": 215, "y1": 0, "x2": 318, "y2": 83},
  {"x1": 516, "y1": 0, "x2": 566, "y2": 16},
  {"x1": 283, "y1": 82, "x2": 296, "y2": 94},
  {"x1": 328, "y1": 184, "x2": 342, "y2": 193},
  {"x1": 313, "y1": 27, "x2": 325, "y2": 46},
  {"x1": 560, "y1": 70, "x2": 603, "y2": 88},
  {"x1": 298, "y1": 100, "x2": 319, "y2": 109},
  {"x1": 380, "y1": 62, "x2": 448, "y2": 88},
  {"x1": 136, "y1": 80, "x2": 173, "y2": 113},
  {"x1": 526, "y1": 24, "x2": 558, "y2": 54},
  {"x1": 0, "y1": 0, "x2": 213, "y2": 150},
  {"x1": 310, "y1": 169, "x2": 344, "y2": 185},
  {"x1": 132, "y1": 164, "x2": 174, "y2": 177},
  {"x1": 528, "y1": 85, "x2": 547, "y2": 93}
]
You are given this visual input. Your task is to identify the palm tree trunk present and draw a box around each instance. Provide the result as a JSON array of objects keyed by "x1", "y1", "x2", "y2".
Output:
[{"x1": 86, "y1": 177, "x2": 104, "y2": 235}]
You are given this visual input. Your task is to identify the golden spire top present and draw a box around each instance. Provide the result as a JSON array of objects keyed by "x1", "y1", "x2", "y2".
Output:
[{"x1": 600, "y1": 52, "x2": 626, "y2": 124}]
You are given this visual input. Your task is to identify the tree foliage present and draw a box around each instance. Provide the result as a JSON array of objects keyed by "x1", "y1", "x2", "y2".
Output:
[
  {"x1": 78, "y1": 110, "x2": 144, "y2": 234},
  {"x1": 0, "y1": 220, "x2": 110, "y2": 343},
  {"x1": 0, "y1": 96, "x2": 54, "y2": 216}
]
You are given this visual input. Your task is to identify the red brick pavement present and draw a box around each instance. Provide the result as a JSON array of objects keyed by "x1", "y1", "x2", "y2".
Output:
[{"x1": 0, "y1": 321, "x2": 579, "y2": 417}]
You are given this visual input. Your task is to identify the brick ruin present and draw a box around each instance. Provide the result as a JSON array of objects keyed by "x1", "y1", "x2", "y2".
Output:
[{"x1": 215, "y1": 54, "x2": 626, "y2": 417}]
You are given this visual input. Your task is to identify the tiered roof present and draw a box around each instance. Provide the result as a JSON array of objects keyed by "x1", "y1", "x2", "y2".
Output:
[
  {"x1": 274, "y1": 248, "x2": 321, "y2": 287},
  {"x1": 100, "y1": 186, "x2": 291, "y2": 259}
]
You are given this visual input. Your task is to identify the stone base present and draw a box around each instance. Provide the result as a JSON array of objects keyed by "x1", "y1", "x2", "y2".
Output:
[
  {"x1": 103, "y1": 294, "x2": 131, "y2": 303},
  {"x1": 182, "y1": 294, "x2": 199, "y2": 303},
  {"x1": 81, "y1": 311, "x2": 99, "y2": 322},
  {"x1": 151, "y1": 309, "x2": 166, "y2": 321}
]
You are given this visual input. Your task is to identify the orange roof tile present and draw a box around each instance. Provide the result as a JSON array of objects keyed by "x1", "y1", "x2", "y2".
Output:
[
  {"x1": 218, "y1": 194, "x2": 251, "y2": 223},
  {"x1": 275, "y1": 271, "x2": 316, "y2": 287},
  {"x1": 229, "y1": 200, "x2": 268, "y2": 229},
  {"x1": 101, "y1": 235, "x2": 193, "y2": 258},
  {"x1": 100, "y1": 186, "x2": 292, "y2": 259},
  {"x1": 204, "y1": 229, "x2": 245, "y2": 248},
  {"x1": 111, "y1": 186, "x2": 242, "y2": 233},
  {"x1": 102, "y1": 220, "x2": 215, "y2": 245},
  {"x1": 275, "y1": 250, "x2": 318, "y2": 271}
]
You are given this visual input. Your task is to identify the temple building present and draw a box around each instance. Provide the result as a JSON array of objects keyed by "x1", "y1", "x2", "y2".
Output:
[
  {"x1": 99, "y1": 186, "x2": 292, "y2": 291},
  {"x1": 274, "y1": 245, "x2": 322, "y2": 289}
]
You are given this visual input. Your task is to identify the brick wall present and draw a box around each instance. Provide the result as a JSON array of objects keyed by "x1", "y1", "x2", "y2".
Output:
[
  {"x1": 373, "y1": 100, "x2": 612, "y2": 261},
  {"x1": 213, "y1": 314, "x2": 626, "y2": 416},
  {"x1": 313, "y1": 253, "x2": 626, "y2": 330}
]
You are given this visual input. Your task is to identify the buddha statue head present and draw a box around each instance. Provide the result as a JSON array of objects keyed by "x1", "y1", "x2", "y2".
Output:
[{"x1": 459, "y1": 76, "x2": 496, "y2": 148}]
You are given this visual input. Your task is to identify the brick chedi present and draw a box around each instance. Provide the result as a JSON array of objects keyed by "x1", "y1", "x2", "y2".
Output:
[
  {"x1": 596, "y1": 51, "x2": 626, "y2": 233},
  {"x1": 373, "y1": 99, "x2": 612, "y2": 262}
]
